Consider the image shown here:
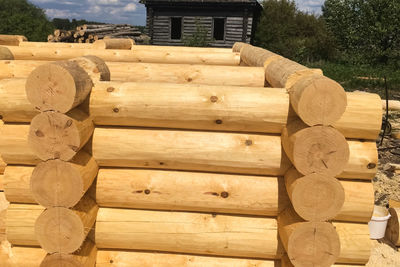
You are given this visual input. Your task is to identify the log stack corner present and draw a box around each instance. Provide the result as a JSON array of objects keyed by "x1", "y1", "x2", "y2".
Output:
[{"x1": 0, "y1": 35, "x2": 382, "y2": 266}]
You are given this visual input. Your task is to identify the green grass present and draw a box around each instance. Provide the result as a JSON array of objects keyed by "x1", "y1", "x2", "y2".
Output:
[{"x1": 306, "y1": 61, "x2": 400, "y2": 98}]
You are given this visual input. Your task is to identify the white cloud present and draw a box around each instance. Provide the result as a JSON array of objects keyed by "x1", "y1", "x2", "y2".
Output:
[
  {"x1": 124, "y1": 3, "x2": 136, "y2": 11},
  {"x1": 295, "y1": 0, "x2": 324, "y2": 14},
  {"x1": 45, "y1": 8, "x2": 79, "y2": 18}
]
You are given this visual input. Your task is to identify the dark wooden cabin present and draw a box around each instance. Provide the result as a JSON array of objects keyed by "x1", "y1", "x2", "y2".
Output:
[{"x1": 140, "y1": 0, "x2": 262, "y2": 47}]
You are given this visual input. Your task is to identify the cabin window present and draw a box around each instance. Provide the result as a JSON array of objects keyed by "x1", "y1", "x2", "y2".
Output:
[
  {"x1": 171, "y1": 17, "x2": 182, "y2": 40},
  {"x1": 213, "y1": 18, "x2": 225, "y2": 40}
]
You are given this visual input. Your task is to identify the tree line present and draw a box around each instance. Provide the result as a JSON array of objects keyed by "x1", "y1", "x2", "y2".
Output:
[{"x1": 255, "y1": 0, "x2": 400, "y2": 69}]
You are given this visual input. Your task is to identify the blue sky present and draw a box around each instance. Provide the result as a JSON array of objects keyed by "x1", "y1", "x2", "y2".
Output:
[{"x1": 30, "y1": 0, "x2": 325, "y2": 26}]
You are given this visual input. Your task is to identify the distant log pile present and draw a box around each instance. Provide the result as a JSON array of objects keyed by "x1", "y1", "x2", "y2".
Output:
[
  {"x1": 0, "y1": 35, "x2": 381, "y2": 266},
  {"x1": 47, "y1": 24, "x2": 150, "y2": 44}
]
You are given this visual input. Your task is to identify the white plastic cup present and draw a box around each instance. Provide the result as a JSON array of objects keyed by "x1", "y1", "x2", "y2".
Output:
[{"x1": 368, "y1": 205, "x2": 391, "y2": 239}]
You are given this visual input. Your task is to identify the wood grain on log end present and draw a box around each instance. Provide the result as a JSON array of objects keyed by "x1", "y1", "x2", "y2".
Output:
[
  {"x1": 35, "y1": 196, "x2": 98, "y2": 254},
  {"x1": 28, "y1": 110, "x2": 94, "y2": 161},
  {"x1": 279, "y1": 207, "x2": 340, "y2": 267},
  {"x1": 31, "y1": 151, "x2": 98, "y2": 208},
  {"x1": 25, "y1": 61, "x2": 93, "y2": 113},
  {"x1": 282, "y1": 121, "x2": 350, "y2": 176},
  {"x1": 285, "y1": 167, "x2": 345, "y2": 221},
  {"x1": 0, "y1": 46, "x2": 14, "y2": 60},
  {"x1": 289, "y1": 75, "x2": 347, "y2": 126},
  {"x1": 40, "y1": 240, "x2": 97, "y2": 267}
]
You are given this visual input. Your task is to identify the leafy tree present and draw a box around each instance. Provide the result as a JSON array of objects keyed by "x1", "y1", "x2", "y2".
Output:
[
  {"x1": 323, "y1": 0, "x2": 400, "y2": 68},
  {"x1": 255, "y1": 0, "x2": 336, "y2": 62},
  {"x1": 0, "y1": 0, "x2": 54, "y2": 41}
]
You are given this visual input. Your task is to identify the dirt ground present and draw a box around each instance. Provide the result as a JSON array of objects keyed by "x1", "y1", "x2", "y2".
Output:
[{"x1": 367, "y1": 109, "x2": 400, "y2": 266}]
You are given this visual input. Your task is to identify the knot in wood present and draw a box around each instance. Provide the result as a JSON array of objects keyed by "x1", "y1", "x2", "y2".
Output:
[
  {"x1": 113, "y1": 107, "x2": 119, "y2": 113},
  {"x1": 221, "y1": 191, "x2": 229, "y2": 198},
  {"x1": 107, "y1": 87, "x2": 115, "y2": 92},
  {"x1": 215, "y1": 119, "x2": 222, "y2": 124},
  {"x1": 144, "y1": 189, "x2": 151, "y2": 195},
  {"x1": 35, "y1": 130, "x2": 44, "y2": 137},
  {"x1": 245, "y1": 139, "x2": 253, "y2": 146},
  {"x1": 367, "y1": 163, "x2": 376, "y2": 169},
  {"x1": 210, "y1": 96, "x2": 218, "y2": 103}
]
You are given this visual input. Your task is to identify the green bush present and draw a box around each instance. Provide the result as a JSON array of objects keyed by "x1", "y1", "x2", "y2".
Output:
[
  {"x1": 254, "y1": 0, "x2": 337, "y2": 63},
  {"x1": 0, "y1": 0, "x2": 54, "y2": 41}
]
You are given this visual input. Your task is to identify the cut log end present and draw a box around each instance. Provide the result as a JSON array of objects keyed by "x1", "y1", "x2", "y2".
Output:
[
  {"x1": 40, "y1": 253, "x2": 83, "y2": 267},
  {"x1": 283, "y1": 125, "x2": 350, "y2": 176},
  {"x1": 30, "y1": 160, "x2": 85, "y2": 208},
  {"x1": 287, "y1": 222, "x2": 340, "y2": 267},
  {"x1": 35, "y1": 207, "x2": 85, "y2": 254},
  {"x1": 28, "y1": 111, "x2": 90, "y2": 161},
  {"x1": 25, "y1": 61, "x2": 93, "y2": 113},
  {"x1": 70, "y1": 55, "x2": 111, "y2": 82},
  {"x1": 0, "y1": 46, "x2": 14, "y2": 60},
  {"x1": 285, "y1": 168, "x2": 345, "y2": 221},
  {"x1": 291, "y1": 76, "x2": 347, "y2": 126}
]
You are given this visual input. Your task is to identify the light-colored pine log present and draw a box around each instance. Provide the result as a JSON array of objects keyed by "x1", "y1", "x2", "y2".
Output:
[
  {"x1": 35, "y1": 195, "x2": 98, "y2": 254},
  {"x1": 96, "y1": 168, "x2": 287, "y2": 216},
  {"x1": 383, "y1": 99, "x2": 400, "y2": 111},
  {"x1": 333, "y1": 222, "x2": 371, "y2": 264},
  {"x1": 232, "y1": 42, "x2": 246, "y2": 52},
  {"x1": 93, "y1": 128, "x2": 290, "y2": 176},
  {"x1": 90, "y1": 82, "x2": 288, "y2": 133},
  {"x1": 69, "y1": 56, "x2": 111, "y2": 82},
  {"x1": 0, "y1": 124, "x2": 40, "y2": 165},
  {"x1": 0, "y1": 60, "x2": 265, "y2": 87},
  {"x1": 265, "y1": 57, "x2": 323, "y2": 88},
  {"x1": 28, "y1": 109, "x2": 94, "y2": 161},
  {"x1": 0, "y1": 155, "x2": 5, "y2": 175},
  {"x1": 280, "y1": 254, "x2": 364, "y2": 267},
  {"x1": 0, "y1": 192, "x2": 8, "y2": 241},
  {"x1": 19, "y1": 41, "x2": 93, "y2": 49},
  {"x1": 3, "y1": 166, "x2": 36, "y2": 203},
  {"x1": 6, "y1": 203, "x2": 44, "y2": 246},
  {"x1": 281, "y1": 117, "x2": 349, "y2": 176},
  {"x1": 40, "y1": 239, "x2": 97, "y2": 267},
  {"x1": 31, "y1": 151, "x2": 98, "y2": 208},
  {"x1": 0, "y1": 35, "x2": 27, "y2": 46},
  {"x1": 278, "y1": 206, "x2": 340, "y2": 266},
  {"x1": 25, "y1": 61, "x2": 93, "y2": 113},
  {"x1": 0, "y1": 46, "x2": 14, "y2": 59},
  {"x1": 4, "y1": 46, "x2": 240, "y2": 65},
  {"x1": 333, "y1": 91, "x2": 382, "y2": 140},
  {"x1": 335, "y1": 180, "x2": 374, "y2": 222},
  {"x1": 0, "y1": 78, "x2": 39, "y2": 122},
  {"x1": 93, "y1": 38, "x2": 134, "y2": 49},
  {"x1": 285, "y1": 167, "x2": 345, "y2": 222},
  {"x1": 0, "y1": 174, "x2": 3, "y2": 190},
  {"x1": 240, "y1": 44, "x2": 281, "y2": 67},
  {"x1": 0, "y1": 243, "x2": 46, "y2": 267},
  {"x1": 338, "y1": 140, "x2": 378, "y2": 180},
  {"x1": 18, "y1": 41, "x2": 232, "y2": 53},
  {"x1": 289, "y1": 74, "x2": 347, "y2": 126},
  {"x1": 96, "y1": 250, "x2": 277, "y2": 267},
  {"x1": 95, "y1": 208, "x2": 281, "y2": 259},
  {"x1": 385, "y1": 207, "x2": 400, "y2": 246}
]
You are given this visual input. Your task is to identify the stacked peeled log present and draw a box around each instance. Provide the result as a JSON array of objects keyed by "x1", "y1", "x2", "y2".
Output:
[
  {"x1": 0, "y1": 35, "x2": 381, "y2": 266},
  {"x1": 238, "y1": 42, "x2": 380, "y2": 266},
  {"x1": 47, "y1": 24, "x2": 149, "y2": 44}
]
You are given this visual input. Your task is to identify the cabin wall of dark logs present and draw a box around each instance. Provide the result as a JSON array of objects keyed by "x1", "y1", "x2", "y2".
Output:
[{"x1": 141, "y1": 0, "x2": 262, "y2": 47}]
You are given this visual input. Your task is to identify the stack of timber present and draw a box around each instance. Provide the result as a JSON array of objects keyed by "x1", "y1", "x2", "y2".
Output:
[
  {"x1": 0, "y1": 36, "x2": 382, "y2": 266},
  {"x1": 47, "y1": 24, "x2": 149, "y2": 44},
  {"x1": 238, "y1": 42, "x2": 381, "y2": 266}
]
